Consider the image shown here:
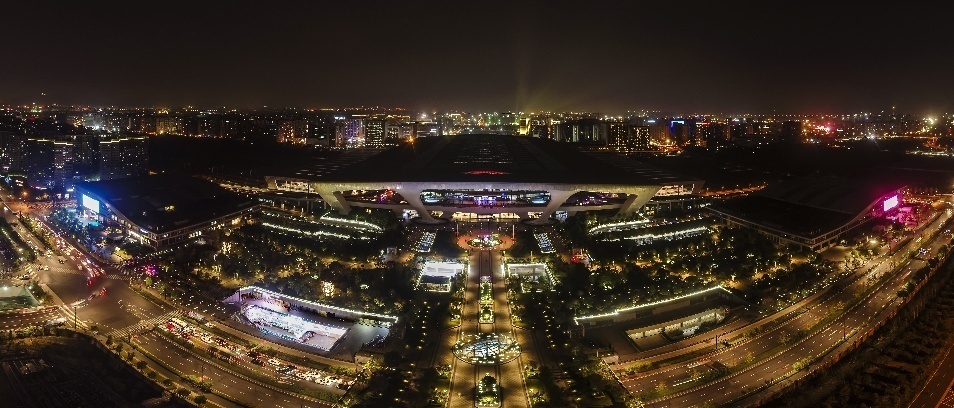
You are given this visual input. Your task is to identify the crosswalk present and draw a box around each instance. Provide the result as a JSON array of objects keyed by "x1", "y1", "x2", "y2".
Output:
[
  {"x1": 39, "y1": 264, "x2": 131, "y2": 281},
  {"x1": 56, "y1": 305, "x2": 90, "y2": 330},
  {"x1": 108, "y1": 310, "x2": 182, "y2": 339}
]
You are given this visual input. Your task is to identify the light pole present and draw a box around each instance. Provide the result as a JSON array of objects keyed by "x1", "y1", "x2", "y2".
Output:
[{"x1": 73, "y1": 304, "x2": 77, "y2": 329}]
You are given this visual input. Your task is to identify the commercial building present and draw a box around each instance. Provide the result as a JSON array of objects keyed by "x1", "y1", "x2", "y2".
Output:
[
  {"x1": 22, "y1": 136, "x2": 75, "y2": 190},
  {"x1": 76, "y1": 174, "x2": 259, "y2": 249},
  {"x1": 608, "y1": 122, "x2": 651, "y2": 151},
  {"x1": 364, "y1": 118, "x2": 386, "y2": 147},
  {"x1": 266, "y1": 134, "x2": 701, "y2": 224},
  {"x1": 708, "y1": 176, "x2": 905, "y2": 251},
  {"x1": 0, "y1": 131, "x2": 25, "y2": 172}
]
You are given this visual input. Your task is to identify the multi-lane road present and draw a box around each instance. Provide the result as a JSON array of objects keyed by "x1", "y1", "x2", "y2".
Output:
[
  {"x1": 133, "y1": 329, "x2": 331, "y2": 407},
  {"x1": 632, "y1": 203, "x2": 953, "y2": 407},
  {"x1": 1, "y1": 189, "x2": 333, "y2": 407},
  {"x1": 0, "y1": 307, "x2": 63, "y2": 330}
]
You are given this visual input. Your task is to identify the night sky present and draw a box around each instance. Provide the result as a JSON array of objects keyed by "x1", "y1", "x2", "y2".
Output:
[{"x1": 2, "y1": 2, "x2": 952, "y2": 114}]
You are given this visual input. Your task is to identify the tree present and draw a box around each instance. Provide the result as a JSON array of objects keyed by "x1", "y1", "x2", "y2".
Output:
[
  {"x1": 176, "y1": 388, "x2": 191, "y2": 398},
  {"x1": 136, "y1": 360, "x2": 148, "y2": 371},
  {"x1": 194, "y1": 395, "x2": 207, "y2": 405}
]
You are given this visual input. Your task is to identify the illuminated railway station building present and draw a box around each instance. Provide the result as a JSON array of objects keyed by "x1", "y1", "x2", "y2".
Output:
[
  {"x1": 266, "y1": 134, "x2": 701, "y2": 224},
  {"x1": 709, "y1": 176, "x2": 905, "y2": 251}
]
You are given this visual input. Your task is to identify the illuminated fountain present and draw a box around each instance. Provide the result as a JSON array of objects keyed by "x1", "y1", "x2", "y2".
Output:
[{"x1": 452, "y1": 333, "x2": 521, "y2": 366}]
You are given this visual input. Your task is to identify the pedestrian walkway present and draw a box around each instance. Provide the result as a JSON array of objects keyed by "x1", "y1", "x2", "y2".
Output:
[
  {"x1": 42, "y1": 264, "x2": 129, "y2": 280},
  {"x1": 108, "y1": 309, "x2": 182, "y2": 338},
  {"x1": 56, "y1": 305, "x2": 90, "y2": 330}
]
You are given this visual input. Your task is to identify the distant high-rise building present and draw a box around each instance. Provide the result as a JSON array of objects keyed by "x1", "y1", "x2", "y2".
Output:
[
  {"x1": 83, "y1": 113, "x2": 106, "y2": 130},
  {"x1": 386, "y1": 123, "x2": 401, "y2": 141},
  {"x1": 779, "y1": 120, "x2": 803, "y2": 142},
  {"x1": 71, "y1": 134, "x2": 100, "y2": 178},
  {"x1": 608, "y1": 122, "x2": 652, "y2": 150},
  {"x1": 630, "y1": 125, "x2": 651, "y2": 150},
  {"x1": 364, "y1": 118, "x2": 386, "y2": 147},
  {"x1": 559, "y1": 119, "x2": 605, "y2": 144},
  {"x1": 307, "y1": 116, "x2": 336, "y2": 147},
  {"x1": 647, "y1": 120, "x2": 671, "y2": 146},
  {"x1": 694, "y1": 122, "x2": 729, "y2": 147},
  {"x1": 156, "y1": 115, "x2": 179, "y2": 134},
  {"x1": 23, "y1": 136, "x2": 75, "y2": 190},
  {"x1": 527, "y1": 116, "x2": 551, "y2": 139},
  {"x1": 414, "y1": 122, "x2": 441, "y2": 138},
  {"x1": 277, "y1": 119, "x2": 309, "y2": 143},
  {"x1": 670, "y1": 120, "x2": 690, "y2": 145},
  {"x1": 390, "y1": 122, "x2": 416, "y2": 141},
  {"x1": 607, "y1": 121, "x2": 628, "y2": 148},
  {"x1": 0, "y1": 131, "x2": 25, "y2": 172},
  {"x1": 99, "y1": 136, "x2": 148, "y2": 180},
  {"x1": 344, "y1": 118, "x2": 365, "y2": 145}
]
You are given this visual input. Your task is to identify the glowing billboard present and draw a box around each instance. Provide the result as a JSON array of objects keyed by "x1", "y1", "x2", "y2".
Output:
[
  {"x1": 82, "y1": 194, "x2": 100, "y2": 214},
  {"x1": 883, "y1": 195, "x2": 899, "y2": 212}
]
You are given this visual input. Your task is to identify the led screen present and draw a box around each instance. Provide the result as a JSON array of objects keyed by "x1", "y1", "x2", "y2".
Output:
[
  {"x1": 82, "y1": 194, "x2": 100, "y2": 214},
  {"x1": 883, "y1": 195, "x2": 899, "y2": 212}
]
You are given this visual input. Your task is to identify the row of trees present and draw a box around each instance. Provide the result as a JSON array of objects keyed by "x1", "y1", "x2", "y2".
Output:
[
  {"x1": 770, "y1": 254, "x2": 954, "y2": 408},
  {"x1": 533, "y1": 225, "x2": 826, "y2": 317},
  {"x1": 0, "y1": 217, "x2": 34, "y2": 265}
]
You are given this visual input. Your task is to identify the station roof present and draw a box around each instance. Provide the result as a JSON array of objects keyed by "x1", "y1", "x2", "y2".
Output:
[
  {"x1": 752, "y1": 176, "x2": 903, "y2": 215},
  {"x1": 710, "y1": 176, "x2": 904, "y2": 238},
  {"x1": 76, "y1": 174, "x2": 258, "y2": 233},
  {"x1": 300, "y1": 135, "x2": 695, "y2": 186}
]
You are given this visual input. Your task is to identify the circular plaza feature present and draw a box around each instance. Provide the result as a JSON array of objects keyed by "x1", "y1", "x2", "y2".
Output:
[
  {"x1": 452, "y1": 333, "x2": 521, "y2": 365},
  {"x1": 467, "y1": 234, "x2": 503, "y2": 249}
]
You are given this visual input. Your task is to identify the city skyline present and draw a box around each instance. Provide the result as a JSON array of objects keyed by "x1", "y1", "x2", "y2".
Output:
[{"x1": 2, "y1": 2, "x2": 953, "y2": 114}]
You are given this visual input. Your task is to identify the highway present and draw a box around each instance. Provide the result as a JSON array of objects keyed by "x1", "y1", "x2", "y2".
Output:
[
  {"x1": 133, "y1": 330, "x2": 328, "y2": 407},
  {"x1": 637, "y1": 203, "x2": 953, "y2": 407}
]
